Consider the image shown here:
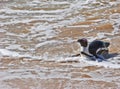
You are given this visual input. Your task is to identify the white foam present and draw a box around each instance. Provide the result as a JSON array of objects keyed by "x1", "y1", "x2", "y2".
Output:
[
  {"x1": 85, "y1": 0, "x2": 97, "y2": 4},
  {"x1": 1, "y1": 8, "x2": 65, "y2": 14},
  {"x1": 87, "y1": 57, "x2": 120, "y2": 68},
  {"x1": 97, "y1": 33, "x2": 106, "y2": 39},
  {"x1": 109, "y1": 13, "x2": 120, "y2": 35},
  {"x1": 83, "y1": 60, "x2": 120, "y2": 69},
  {"x1": 35, "y1": 40, "x2": 61, "y2": 48},
  {"x1": 56, "y1": 57, "x2": 80, "y2": 63},
  {"x1": 0, "y1": 49, "x2": 42, "y2": 60},
  {"x1": 57, "y1": 56, "x2": 120, "y2": 69},
  {"x1": 0, "y1": 29, "x2": 6, "y2": 32},
  {"x1": 46, "y1": 1, "x2": 69, "y2": 5},
  {"x1": 84, "y1": 29, "x2": 94, "y2": 33},
  {"x1": 0, "y1": 0, "x2": 120, "y2": 68},
  {"x1": 0, "y1": 49, "x2": 20, "y2": 57},
  {"x1": 5, "y1": 44, "x2": 24, "y2": 51},
  {"x1": 0, "y1": 82, "x2": 15, "y2": 89}
]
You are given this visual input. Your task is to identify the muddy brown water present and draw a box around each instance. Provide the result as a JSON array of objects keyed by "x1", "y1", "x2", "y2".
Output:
[{"x1": 0, "y1": 0, "x2": 120, "y2": 89}]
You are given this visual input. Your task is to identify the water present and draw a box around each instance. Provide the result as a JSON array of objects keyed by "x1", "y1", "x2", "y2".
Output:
[
  {"x1": 0, "y1": 1, "x2": 120, "y2": 88},
  {"x1": 0, "y1": 0, "x2": 120, "y2": 63},
  {"x1": 0, "y1": 0, "x2": 120, "y2": 65},
  {"x1": 0, "y1": 0, "x2": 86, "y2": 58}
]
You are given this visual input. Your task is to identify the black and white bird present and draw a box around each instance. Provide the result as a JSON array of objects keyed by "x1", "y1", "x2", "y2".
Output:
[{"x1": 77, "y1": 38, "x2": 110, "y2": 62}]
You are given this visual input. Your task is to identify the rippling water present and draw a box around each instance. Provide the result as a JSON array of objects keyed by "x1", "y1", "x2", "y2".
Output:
[
  {"x1": 0, "y1": 0, "x2": 86, "y2": 57},
  {"x1": 0, "y1": 0, "x2": 120, "y2": 65},
  {"x1": 0, "y1": 0, "x2": 120, "y2": 89}
]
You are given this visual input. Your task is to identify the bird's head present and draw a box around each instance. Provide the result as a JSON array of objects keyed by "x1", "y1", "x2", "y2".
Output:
[{"x1": 77, "y1": 38, "x2": 88, "y2": 47}]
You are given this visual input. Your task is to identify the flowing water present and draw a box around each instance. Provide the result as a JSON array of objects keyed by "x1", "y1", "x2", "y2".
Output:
[
  {"x1": 0, "y1": 0, "x2": 87, "y2": 58},
  {"x1": 0, "y1": 0, "x2": 120, "y2": 89}
]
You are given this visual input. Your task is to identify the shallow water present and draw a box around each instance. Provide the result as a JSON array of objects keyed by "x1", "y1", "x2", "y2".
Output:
[
  {"x1": 0, "y1": 57, "x2": 120, "y2": 89},
  {"x1": 0, "y1": 0, "x2": 87, "y2": 58},
  {"x1": 0, "y1": 0, "x2": 120, "y2": 88},
  {"x1": 0, "y1": 0, "x2": 120, "y2": 64}
]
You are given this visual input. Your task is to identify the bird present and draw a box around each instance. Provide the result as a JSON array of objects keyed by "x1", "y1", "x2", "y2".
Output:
[{"x1": 77, "y1": 38, "x2": 110, "y2": 62}]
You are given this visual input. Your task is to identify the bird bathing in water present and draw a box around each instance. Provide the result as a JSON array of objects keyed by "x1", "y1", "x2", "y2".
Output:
[{"x1": 77, "y1": 38, "x2": 110, "y2": 62}]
